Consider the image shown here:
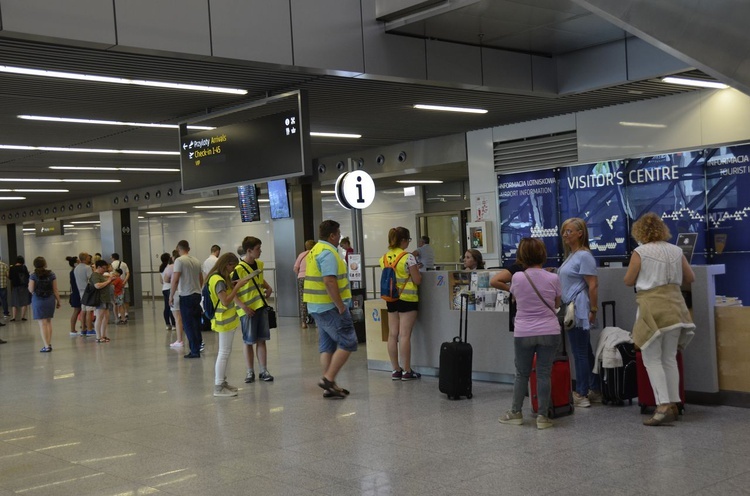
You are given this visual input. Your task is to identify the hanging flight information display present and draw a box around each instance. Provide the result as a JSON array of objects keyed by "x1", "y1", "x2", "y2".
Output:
[
  {"x1": 238, "y1": 184, "x2": 260, "y2": 223},
  {"x1": 179, "y1": 90, "x2": 311, "y2": 193}
]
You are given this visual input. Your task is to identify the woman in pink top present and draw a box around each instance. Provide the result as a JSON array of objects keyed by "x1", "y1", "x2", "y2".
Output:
[
  {"x1": 293, "y1": 240, "x2": 315, "y2": 329},
  {"x1": 499, "y1": 237, "x2": 562, "y2": 430}
]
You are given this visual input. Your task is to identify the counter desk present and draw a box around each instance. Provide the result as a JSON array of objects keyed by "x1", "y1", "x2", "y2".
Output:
[{"x1": 365, "y1": 266, "x2": 726, "y2": 399}]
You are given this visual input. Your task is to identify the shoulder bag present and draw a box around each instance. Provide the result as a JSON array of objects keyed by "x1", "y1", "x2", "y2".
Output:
[
  {"x1": 251, "y1": 276, "x2": 277, "y2": 329},
  {"x1": 81, "y1": 281, "x2": 101, "y2": 307}
]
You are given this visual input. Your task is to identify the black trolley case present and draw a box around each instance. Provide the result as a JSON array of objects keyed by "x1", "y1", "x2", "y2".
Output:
[
  {"x1": 599, "y1": 300, "x2": 638, "y2": 406},
  {"x1": 439, "y1": 293, "x2": 473, "y2": 400}
]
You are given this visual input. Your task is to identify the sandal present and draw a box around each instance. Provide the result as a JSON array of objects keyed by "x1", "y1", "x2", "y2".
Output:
[
  {"x1": 102, "y1": 337, "x2": 111, "y2": 342},
  {"x1": 318, "y1": 377, "x2": 349, "y2": 398}
]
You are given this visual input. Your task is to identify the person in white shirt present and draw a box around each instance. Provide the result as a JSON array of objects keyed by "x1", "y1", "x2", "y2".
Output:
[
  {"x1": 412, "y1": 236, "x2": 435, "y2": 271},
  {"x1": 202, "y1": 245, "x2": 221, "y2": 278}
]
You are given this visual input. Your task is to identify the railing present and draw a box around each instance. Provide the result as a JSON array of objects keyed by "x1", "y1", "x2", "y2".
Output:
[{"x1": 364, "y1": 262, "x2": 463, "y2": 299}]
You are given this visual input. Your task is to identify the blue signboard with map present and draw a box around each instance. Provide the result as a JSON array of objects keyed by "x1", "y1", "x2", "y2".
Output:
[
  {"x1": 497, "y1": 169, "x2": 560, "y2": 265},
  {"x1": 559, "y1": 161, "x2": 628, "y2": 261}
]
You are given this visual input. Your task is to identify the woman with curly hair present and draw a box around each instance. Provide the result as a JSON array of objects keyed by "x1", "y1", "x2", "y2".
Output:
[{"x1": 624, "y1": 213, "x2": 695, "y2": 426}]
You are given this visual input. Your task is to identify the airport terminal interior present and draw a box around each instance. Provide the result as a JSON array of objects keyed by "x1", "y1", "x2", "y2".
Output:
[{"x1": 2, "y1": 1, "x2": 750, "y2": 494}]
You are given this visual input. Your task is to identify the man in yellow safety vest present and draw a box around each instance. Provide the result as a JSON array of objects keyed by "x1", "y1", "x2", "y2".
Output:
[{"x1": 303, "y1": 220, "x2": 356, "y2": 399}]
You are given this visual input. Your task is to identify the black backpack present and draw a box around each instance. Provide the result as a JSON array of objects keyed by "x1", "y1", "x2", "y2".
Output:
[{"x1": 35, "y1": 275, "x2": 53, "y2": 298}]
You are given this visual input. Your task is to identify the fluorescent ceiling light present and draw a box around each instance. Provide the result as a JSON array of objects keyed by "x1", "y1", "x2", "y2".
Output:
[
  {"x1": 310, "y1": 132, "x2": 362, "y2": 139},
  {"x1": 49, "y1": 166, "x2": 179, "y2": 172},
  {"x1": 22, "y1": 228, "x2": 35, "y2": 231},
  {"x1": 0, "y1": 189, "x2": 69, "y2": 192},
  {"x1": 64, "y1": 224, "x2": 74, "y2": 227},
  {"x1": 0, "y1": 144, "x2": 178, "y2": 155},
  {"x1": 258, "y1": 199, "x2": 270, "y2": 203},
  {"x1": 0, "y1": 197, "x2": 26, "y2": 200},
  {"x1": 193, "y1": 205, "x2": 236, "y2": 209},
  {"x1": 0, "y1": 65, "x2": 247, "y2": 95},
  {"x1": 619, "y1": 121, "x2": 667, "y2": 129},
  {"x1": 0, "y1": 178, "x2": 120, "y2": 183},
  {"x1": 70, "y1": 221, "x2": 100, "y2": 224},
  {"x1": 137, "y1": 217, "x2": 144, "y2": 220},
  {"x1": 413, "y1": 104, "x2": 488, "y2": 114},
  {"x1": 19, "y1": 115, "x2": 214, "y2": 130},
  {"x1": 145, "y1": 211, "x2": 187, "y2": 215},
  {"x1": 320, "y1": 190, "x2": 336, "y2": 194},
  {"x1": 396, "y1": 180, "x2": 444, "y2": 184},
  {"x1": 661, "y1": 77, "x2": 728, "y2": 89}
]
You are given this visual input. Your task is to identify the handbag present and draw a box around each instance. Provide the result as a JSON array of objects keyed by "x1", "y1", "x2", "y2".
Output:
[
  {"x1": 81, "y1": 282, "x2": 101, "y2": 307},
  {"x1": 251, "y1": 276, "x2": 277, "y2": 329},
  {"x1": 562, "y1": 301, "x2": 576, "y2": 330}
]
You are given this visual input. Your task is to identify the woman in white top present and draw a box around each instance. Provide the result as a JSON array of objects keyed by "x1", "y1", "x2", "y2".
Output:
[
  {"x1": 163, "y1": 250, "x2": 184, "y2": 348},
  {"x1": 159, "y1": 253, "x2": 176, "y2": 331},
  {"x1": 624, "y1": 213, "x2": 695, "y2": 426}
]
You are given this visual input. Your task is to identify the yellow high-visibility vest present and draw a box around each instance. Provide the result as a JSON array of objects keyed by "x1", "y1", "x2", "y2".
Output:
[
  {"x1": 233, "y1": 259, "x2": 265, "y2": 316},
  {"x1": 303, "y1": 243, "x2": 351, "y2": 304},
  {"x1": 379, "y1": 248, "x2": 418, "y2": 302},
  {"x1": 208, "y1": 273, "x2": 239, "y2": 332}
]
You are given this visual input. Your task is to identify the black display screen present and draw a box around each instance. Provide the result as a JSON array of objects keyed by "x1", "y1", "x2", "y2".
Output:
[
  {"x1": 268, "y1": 179, "x2": 291, "y2": 219},
  {"x1": 238, "y1": 184, "x2": 260, "y2": 223},
  {"x1": 179, "y1": 91, "x2": 310, "y2": 193}
]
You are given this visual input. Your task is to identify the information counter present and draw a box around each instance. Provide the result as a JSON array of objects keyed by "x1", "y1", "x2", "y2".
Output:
[{"x1": 365, "y1": 266, "x2": 726, "y2": 396}]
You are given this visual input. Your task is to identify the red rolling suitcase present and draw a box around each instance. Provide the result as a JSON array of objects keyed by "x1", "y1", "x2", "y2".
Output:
[
  {"x1": 636, "y1": 350, "x2": 686, "y2": 414},
  {"x1": 530, "y1": 329, "x2": 574, "y2": 418},
  {"x1": 439, "y1": 293, "x2": 473, "y2": 400}
]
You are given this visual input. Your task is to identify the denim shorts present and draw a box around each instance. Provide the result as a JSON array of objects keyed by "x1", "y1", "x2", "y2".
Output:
[
  {"x1": 312, "y1": 307, "x2": 358, "y2": 353},
  {"x1": 240, "y1": 310, "x2": 270, "y2": 345}
]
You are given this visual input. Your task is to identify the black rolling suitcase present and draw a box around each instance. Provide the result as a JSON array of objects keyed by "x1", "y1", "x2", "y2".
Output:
[
  {"x1": 599, "y1": 301, "x2": 638, "y2": 406},
  {"x1": 439, "y1": 293, "x2": 473, "y2": 400}
]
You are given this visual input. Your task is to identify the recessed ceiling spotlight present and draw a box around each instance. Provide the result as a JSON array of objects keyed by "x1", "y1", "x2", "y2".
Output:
[
  {"x1": 413, "y1": 104, "x2": 488, "y2": 114},
  {"x1": 661, "y1": 77, "x2": 729, "y2": 89},
  {"x1": 0, "y1": 65, "x2": 247, "y2": 95},
  {"x1": 19, "y1": 115, "x2": 214, "y2": 130}
]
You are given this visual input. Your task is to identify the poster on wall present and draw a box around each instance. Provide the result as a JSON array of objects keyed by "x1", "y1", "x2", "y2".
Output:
[
  {"x1": 705, "y1": 144, "x2": 750, "y2": 254},
  {"x1": 497, "y1": 169, "x2": 559, "y2": 265},
  {"x1": 624, "y1": 150, "x2": 709, "y2": 262},
  {"x1": 558, "y1": 161, "x2": 628, "y2": 261}
]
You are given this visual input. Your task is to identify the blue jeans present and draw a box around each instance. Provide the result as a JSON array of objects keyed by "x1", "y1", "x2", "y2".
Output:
[
  {"x1": 162, "y1": 289, "x2": 175, "y2": 327},
  {"x1": 511, "y1": 334, "x2": 561, "y2": 415},
  {"x1": 0, "y1": 288, "x2": 7, "y2": 315},
  {"x1": 568, "y1": 326, "x2": 599, "y2": 395},
  {"x1": 312, "y1": 308, "x2": 358, "y2": 353},
  {"x1": 179, "y1": 293, "x2": 202, "y2": 355}
]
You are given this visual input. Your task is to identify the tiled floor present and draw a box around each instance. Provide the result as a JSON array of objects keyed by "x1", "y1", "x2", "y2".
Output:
[{"x1": 0, "y1": 304, "x2": 749, "y2": 495}]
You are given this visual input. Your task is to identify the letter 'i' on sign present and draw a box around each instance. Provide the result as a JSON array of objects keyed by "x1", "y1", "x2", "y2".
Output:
[{"x1": 335, "y1": 171, "x2": 376, "y2": 210}]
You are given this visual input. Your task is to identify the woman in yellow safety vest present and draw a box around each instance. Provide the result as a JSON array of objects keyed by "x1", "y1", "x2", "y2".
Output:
[
  {"x1": 379, "y1": 226, "x2": 422, "y2": 381},
  {"x1": 206, "y1": 253, "x2": 252, "y2": 397}
]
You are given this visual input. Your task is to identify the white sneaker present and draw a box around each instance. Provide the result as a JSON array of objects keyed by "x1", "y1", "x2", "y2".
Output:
[
  {"x1": 213, "y1": 384, "x2": 237, "y2": 397},
  {"x1": 537, "y1": 415, "x2": 553, "y2": 430},
  {"x1": 498, "y1": 410, "x2": 523, "y2": 425},
  {"x1": 169, "y1": 341, "x2": 183, "y2": 348},
  {"x1": 165, "y1": 325, "x2": 172, "y2": 331},
  {"x1": 573, "y1": 392, "x2": 591, "y2": 408},
  {"x1": 587, "y1": 390, "x2": 603, "y2": 404},
  {"x1": 221, "y1": 381, "x2": 238, "y2": 393}
]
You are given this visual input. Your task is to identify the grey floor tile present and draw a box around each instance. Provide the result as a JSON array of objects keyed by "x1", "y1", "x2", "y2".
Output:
[{"x1": 0, "y1": 306, "x2": 749, "y2": 495}]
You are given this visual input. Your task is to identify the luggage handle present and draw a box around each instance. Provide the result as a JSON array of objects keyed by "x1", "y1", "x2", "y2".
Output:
[
  {"x1": 456, "y1": 293, "x2": 469, "y2": 343},
  {"x1": 602, "y1": 300, "x2": 616, "y2": 327}
]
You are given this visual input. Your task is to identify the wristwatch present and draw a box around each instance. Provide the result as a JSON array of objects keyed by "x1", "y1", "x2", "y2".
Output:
[{"x1": 590, "y1": 308, "x2": 598, "y2": 313}]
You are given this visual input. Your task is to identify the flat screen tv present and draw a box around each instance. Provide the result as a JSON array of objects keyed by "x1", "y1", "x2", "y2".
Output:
[
  {"x1": 238, "y1": 184, "x2": 260, "y2": 222},
  {"x1": 268, "y1": 179, "x2": 291, "y2": 219}
]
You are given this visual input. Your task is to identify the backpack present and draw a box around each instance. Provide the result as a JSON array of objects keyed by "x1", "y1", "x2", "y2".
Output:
[
  {"x1": 380, "y1": 251, "x2": 410, "y2": 302},
  {"x1": 35, "y1": 275, "x2": 53, "y2": 298},
  {"x1": 202, "y1": 274, "x2": 220, "y2": 320}
]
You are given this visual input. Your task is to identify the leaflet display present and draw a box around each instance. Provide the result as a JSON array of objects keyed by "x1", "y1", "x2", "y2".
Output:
[{"x1": 179, "y1": 91, "x2": 311, "y2": 193}]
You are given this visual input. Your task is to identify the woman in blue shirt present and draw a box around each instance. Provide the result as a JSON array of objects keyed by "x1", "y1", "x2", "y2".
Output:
[{"x1": 558, "y1": 218, "x2": 601, "y2": 407}]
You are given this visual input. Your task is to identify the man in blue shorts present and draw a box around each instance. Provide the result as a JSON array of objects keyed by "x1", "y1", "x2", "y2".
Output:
[{"x1": 303, "y1": 220, "x2": 357, "y2": 399}]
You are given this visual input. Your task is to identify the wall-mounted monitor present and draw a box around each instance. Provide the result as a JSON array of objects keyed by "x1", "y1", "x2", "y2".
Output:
[
  {"x1": 238, "y1": 184, "x2": 260, "y2": 223},
  {"x1": 268, "y1": 179, "x2": 291, "y2": 219},
  {"x1": 179, "y1": 90, "x2": 311, "y2": 193}
]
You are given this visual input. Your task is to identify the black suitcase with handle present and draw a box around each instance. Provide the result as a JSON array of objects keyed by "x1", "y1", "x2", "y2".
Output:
[
  {"x1": 600, "y1": 301, "x2": 638, "y2": 406},
  {"x1": 439, "y1": 293, "x2": 473, "y2": 400}
]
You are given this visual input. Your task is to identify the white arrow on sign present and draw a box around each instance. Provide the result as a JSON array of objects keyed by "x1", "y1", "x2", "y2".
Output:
[{"x1": 182, "y1": 143, "x2": 187, "y2": 150}]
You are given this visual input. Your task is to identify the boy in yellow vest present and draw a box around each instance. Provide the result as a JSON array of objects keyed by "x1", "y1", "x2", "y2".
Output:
[{"x1": 303, "y1": 220, "x2": 356, "y2": 399}]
